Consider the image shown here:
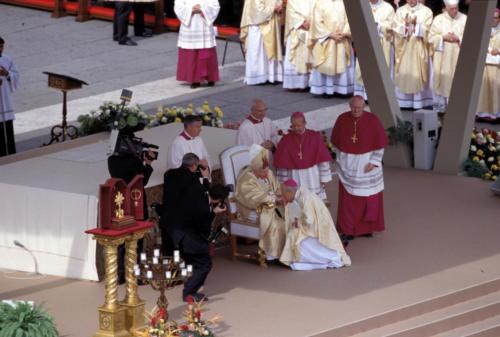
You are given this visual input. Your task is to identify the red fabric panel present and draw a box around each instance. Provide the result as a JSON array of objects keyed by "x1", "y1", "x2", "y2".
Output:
[
  {"x1": 176, "y1": 47, "x2": 220, "y2": 84},
  {"x1": 86, "y1": 221, "x2": 154, "y2": 237}
]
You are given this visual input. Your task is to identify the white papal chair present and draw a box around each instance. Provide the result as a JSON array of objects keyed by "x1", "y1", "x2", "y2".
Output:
[{"x1": 219, "y1": 145, "x2": 267, "y2": 267}]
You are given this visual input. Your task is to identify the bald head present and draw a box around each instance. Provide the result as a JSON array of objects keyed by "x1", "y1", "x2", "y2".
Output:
[
  {"x1": 251, "y1": 99, "x2": 268, "y2": 120},
  {"x1": 349, "y1": 96, "x2": 365, "y2": 118}
]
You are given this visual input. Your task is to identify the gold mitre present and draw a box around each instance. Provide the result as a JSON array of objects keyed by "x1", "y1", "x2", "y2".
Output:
[{"x1": 249, "y1": 144, "x2": 270, "y2": 170}]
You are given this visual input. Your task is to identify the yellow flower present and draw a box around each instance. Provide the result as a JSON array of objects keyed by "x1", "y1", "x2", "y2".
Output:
[
  {"x1": 477, "y1": 149, "x2": 484, "y2": 157},
  {"x1": 492, "y1": 175, "x2": 498, "y2": 181},
  {"x1": 174, "y1": 117, "x2": 182, "y2": 123},
  {"x1": 484, "y1": 172, "x2": 491, "y2": 179},
  {"x1": 186, "y1": 108, "x2": 193, "y2": 115},
  {"x1": 471, "y1": 133, "x2": 476, "y2": 139},
  {"x1": 203, "y1": 115, "x2": 211, "y2": 122},
  {"x1": 473, "y1": 156, "x2": 480, "y2": 162},
  {"x1": 167, "y1": 108, "x2": 177, "y2": 117},
  {"x1": 214, "y1": 106, "x2": 224, "y2": 118}
]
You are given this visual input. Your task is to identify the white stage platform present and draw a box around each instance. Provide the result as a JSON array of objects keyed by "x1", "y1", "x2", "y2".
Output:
[{"x1": 0, "y1": 124, "x2": 237, "y2": 281}]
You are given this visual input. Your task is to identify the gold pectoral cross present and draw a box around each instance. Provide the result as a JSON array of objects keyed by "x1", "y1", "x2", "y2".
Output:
[
  {"x1": 298, "y1": 144, "x2": 303, "y2": 160},
  {"x1": 351, "y1": 134, "x2": 358, "y2": 143},
  {"x1": 352, "y1": 120, "x2": 359, "y2": 144}
]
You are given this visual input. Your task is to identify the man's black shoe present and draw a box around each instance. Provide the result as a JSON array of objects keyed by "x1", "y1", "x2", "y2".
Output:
[
  {"x1": 190, "y1": 83, "x2": 201, "y2": 89},
  {"x1": 207, "y1": 81, "x2": 215, "y2": 87},
  {"x1": 340, "y1": 234, "x2": 354, "y2": 241},
  {"x1": 361, "y1": 233, "x2": 373, "y2": 238},
  {"x1": 135, "y1": 31, "x2": 153, "y2": 38},
  {"x1": 119, "y1": 38, "x2": 138, "y2": 46}
]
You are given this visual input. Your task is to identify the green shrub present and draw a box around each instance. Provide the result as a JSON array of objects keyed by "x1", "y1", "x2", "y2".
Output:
[{"x1": 0, "y1": 301, "x2": 58, "y2": 337}]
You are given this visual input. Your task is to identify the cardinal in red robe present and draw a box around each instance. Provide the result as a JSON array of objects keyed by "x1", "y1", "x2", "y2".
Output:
[
  {"x1": 274, "y1": 112, "x2": 332, "y2": 200},
  {"x1": 331, "y1": 96, "x2": 388, "y2": 239}
]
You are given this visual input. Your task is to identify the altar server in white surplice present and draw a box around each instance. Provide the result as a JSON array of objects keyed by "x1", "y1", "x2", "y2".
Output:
[
  {"x1": 428, "y1": 0, "x2": 466, "y2": 113},
  {"x1": 309, "y1": 0, "x2": 355, "y2": 96},
  {"x1": 392, "y1": 0, "x2": 434, "y2": 109},
  {"x1": 279, "y1": 179, "x2": 351, "y2": 271},
  {"x1": 167, "y1": 115, "x2": 212, "y2": 171},
  {"x1": 0, "y1": 37, "x2": 19, "y2": 157},
  {"x1": 236, "y1": 99, "x2": 279, "y2": 151},
  {"x1": 283, "y1": 0, "x2": 314, "y2": 89},
  {"x1": 240, "y1": 0, "x2": 284, "y2": 85},
  {"x1": 354, "y1": 0, "x2": 395, "y2": 100}
]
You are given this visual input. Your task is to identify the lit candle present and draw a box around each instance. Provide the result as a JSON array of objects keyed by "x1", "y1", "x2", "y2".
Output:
[
  {"x1": 165, "y1": 271, "x2": 172, "y2": 279},
  {"x1": 174, "y1": 250, "x2": 180, "y2": 263},
  {"x1": 134, "y1": 264, "x2": 139, "y2": 271},
  {"x1": 180, "y1": 262, "x2": 186, "y2": 268},
  {"x1": 187, "y1": 265, "x2": 193, "y2": 273},
  {"x1": 144, "y1": 264, "x2": 149, "y2": 269},
  {"x1": 153, "y1": 257, "x2": 159, "y2": 265},
  {"x1": 181, "y1": 269, "x2": 187, "y2": 277},
  {"x1": 140, "y1": 253, "x2": 146, "y2": 261},
  {"x1": 163, "y1": 258, "x2": 169, "y2": 265},
  {"x1": 134, "y1": 269, "x2": 140, "y2": 277},
  {"x1": 147, "y1": 270, "x2": 153, "y2": 279},
  {"x1": 154, "y1": 249, "x2": 160, "y2": 257}
]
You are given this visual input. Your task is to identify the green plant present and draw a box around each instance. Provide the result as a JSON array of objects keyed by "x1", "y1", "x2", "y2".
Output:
[
  {"x1": 386, "y1": 118, "x2": 413, "y2": 147},
  {"x1": 0, "y1": 301, "x2": 59, "y2": 337}
]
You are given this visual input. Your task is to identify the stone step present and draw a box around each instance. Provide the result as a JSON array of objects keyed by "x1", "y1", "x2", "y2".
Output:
[
  {"x1": 351, "y1": 290, "x2": 500, "y2": 337},
  {"x1": 432, "y1": 315, "x2": 500, "y2": 337}
]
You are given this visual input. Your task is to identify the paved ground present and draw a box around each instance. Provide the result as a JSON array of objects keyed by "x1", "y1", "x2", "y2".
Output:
[{"x1": 0, "y1": 4, "x2": 348, "y2": 152}]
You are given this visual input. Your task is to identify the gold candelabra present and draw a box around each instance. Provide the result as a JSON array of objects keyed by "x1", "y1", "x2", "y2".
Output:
[{"x1": 135, "y1": 249, "x2": 192, "y2": 321}]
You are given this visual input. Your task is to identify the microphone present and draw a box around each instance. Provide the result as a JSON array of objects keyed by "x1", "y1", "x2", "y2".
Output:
[{"x1": 13, "y1": 240, "x2": 39, "y2": 275}]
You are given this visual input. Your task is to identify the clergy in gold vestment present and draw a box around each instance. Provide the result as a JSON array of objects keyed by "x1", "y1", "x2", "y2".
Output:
[
  {"x1": 354, "y1": 0, "x2": 395, "y2": 100},
  {"x1": 428, "y1": 0, "x2": 466, "y2": 113},
  {"x1": 235, "y1": 144, "x2": 286, "y2": 259},
  {"x1": 240, "y1": 0, "x2": 284, "y2": 85},
  {"x1": 283, "y1": 0, "x2": 314, "y2": 89},
  {"x1": 309, "y1": 0, "x2": 355, "y2": 96},
  {"x1": 392, "y1": 0, "x2": 434, "y2": 109},
  {"x1": 477, "y1": 9, "x2": 500, "y2": 123},
  {"x1": 279, "y1": 179, "x2": 351, "y2": 270}
]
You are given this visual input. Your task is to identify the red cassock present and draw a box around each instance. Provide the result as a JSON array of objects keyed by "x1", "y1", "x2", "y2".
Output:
[
  {"x1": 176, "y1": 47, "x2": 220, "y2": 84},
  {"x1": 274, "y1": 129, "x2": 332, "y2": 169},
  {"x1": 331, "y1": 111, "x2": 388, "y2": 236}
]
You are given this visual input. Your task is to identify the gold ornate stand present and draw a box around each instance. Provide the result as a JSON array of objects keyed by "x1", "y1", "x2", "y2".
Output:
[
  {"x1": 94, "y1": 236, "x2": 129, "y2": 337},
  {"x1": 121, "y1": 231, "x2": 148, "y2": 333}
]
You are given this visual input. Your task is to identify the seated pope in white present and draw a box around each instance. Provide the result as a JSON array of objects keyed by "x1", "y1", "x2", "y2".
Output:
[{"x1": 279, "y1": 179, "x2": 351, "y2": 270}]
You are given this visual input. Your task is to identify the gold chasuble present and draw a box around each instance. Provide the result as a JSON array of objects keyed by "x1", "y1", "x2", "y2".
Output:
[
  {"x1": 355, "y1": 0, "x2": 395, "y2": 87},
  {"x1": 392, "y1": 3, "x2": 433, "y2": 94},
  {"x1": 477, "y1": 26, "x2": 500, "y2": 115},
  {"x1": 280, "y1": 187, "x2": 351, "y2": 267},
  {"x1": 285, "y1": 0, "x2": 314, "y2": 74},
  {"x1": 429, "y1": 12, "x2": 467, "y2": 98},
  {"x1": 309, "y1": 0, "x2": 351, "y2": 76},
  {"x1": 240, "y1": 0, "x2": 283, "y2": 61},
  {"x1": 235, "y1": 167, "x2": 286, "y2": 258}
]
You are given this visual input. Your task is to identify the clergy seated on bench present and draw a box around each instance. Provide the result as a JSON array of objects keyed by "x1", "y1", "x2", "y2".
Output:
[
  {"x1": 235, "y1": 144, "x2": 287, "y2": 261},
  {"x1": 279, "y1": 179, "x2": 351, "y2": 271}
]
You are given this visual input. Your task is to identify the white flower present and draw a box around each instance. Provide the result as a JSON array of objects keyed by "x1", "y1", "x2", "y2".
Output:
[
  {"x1": 114, "y1": 121, "x2": 118, "y2": 126},
  {"x1": 161, "y1": 117, "x2": 167, "y2": 123},
  {"x1": 470, "y1": 145, "x2": 477, "y2": 152}
]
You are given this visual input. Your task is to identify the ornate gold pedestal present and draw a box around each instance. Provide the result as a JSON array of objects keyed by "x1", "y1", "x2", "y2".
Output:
[{"x1": 93, "y1": 237, "x2": 130, "y2": 337}]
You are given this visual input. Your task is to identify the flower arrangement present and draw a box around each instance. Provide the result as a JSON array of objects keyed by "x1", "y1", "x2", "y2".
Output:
[
  {"x1": 77, "y1": 101, "x2": 226, "y2": 136},
  {"x1": 150, "y1": 102, "x2": 224, "y2": 129},
  {"x1": 321, "y1": 130, "x2": 336, "y2": 160},
  {"x1": 77, "y1": 102, "x2": 149, "y2": 136},
  {"x1": 464, "y1": 128, "x2": 500, "y2": 181},
  {"x1": 137, "y1": 296, "x2": 222, "y2": 337}
]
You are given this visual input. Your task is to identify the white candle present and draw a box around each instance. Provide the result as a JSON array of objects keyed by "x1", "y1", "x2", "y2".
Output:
[
  {"x1": 181, "y1": 269, "x2": 187, "y2": 277},
  {"x1": 180, "y1": 262, "x2": 186, "y2": 268},
  {"x1": 165, "y1": 271, "x2": 172, "y2": 279},
  {"x1": 147, "y1": 270, "x2": 153, "y2": 279},
  {"x1": 144, "y1": 264, "x2": 149, "y2": 269},
  {"x1": 134, "y1": 264, "x2": 140, "y2": 271},
  {"x1": 140, "y1": 253, "x2": 146, "y2": 261},
  {"x1": 134, "y1": 269, "x2": 140, "y2": 277},
  {"x1": 153, "y1": 257, "x2": 159, "y2": 265},
  {"x1": 187, "y1": 265, "x2": 193, "y2": 273},
  {"x1": 163, "y1": 258, "x2": 169, "y2": 265},
  {"x1": 154, "y1": 249, "x2": 160, "y2": 257},
  {"x1": 174, "y1": 250, "x2": 180, "y2": 263}
]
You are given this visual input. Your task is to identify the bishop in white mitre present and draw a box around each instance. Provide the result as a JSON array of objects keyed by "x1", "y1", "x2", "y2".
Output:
[
  {"x1": 167, "y1": 115, "x2": 212, "y2": 170},
  {"x1": 279, "y1": 179, "x2": 351, "y2": 271},
  {"x1": 428, "y1": 0, "x2": 466, "y2": 113},
  {"x1": 240, "y1": 0, "x2": 284, "y2": 85},
  {"x1": 283, "y1": 0, "x2": 314, "y2": 90},
  {"x1": 354, "y1": 0, "x2": 395, "y2": 100}
]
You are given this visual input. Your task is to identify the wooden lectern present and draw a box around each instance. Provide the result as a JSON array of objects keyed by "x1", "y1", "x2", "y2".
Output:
[{"x1": 42, "y1": 72, "x2": 88, "y2": 145}]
